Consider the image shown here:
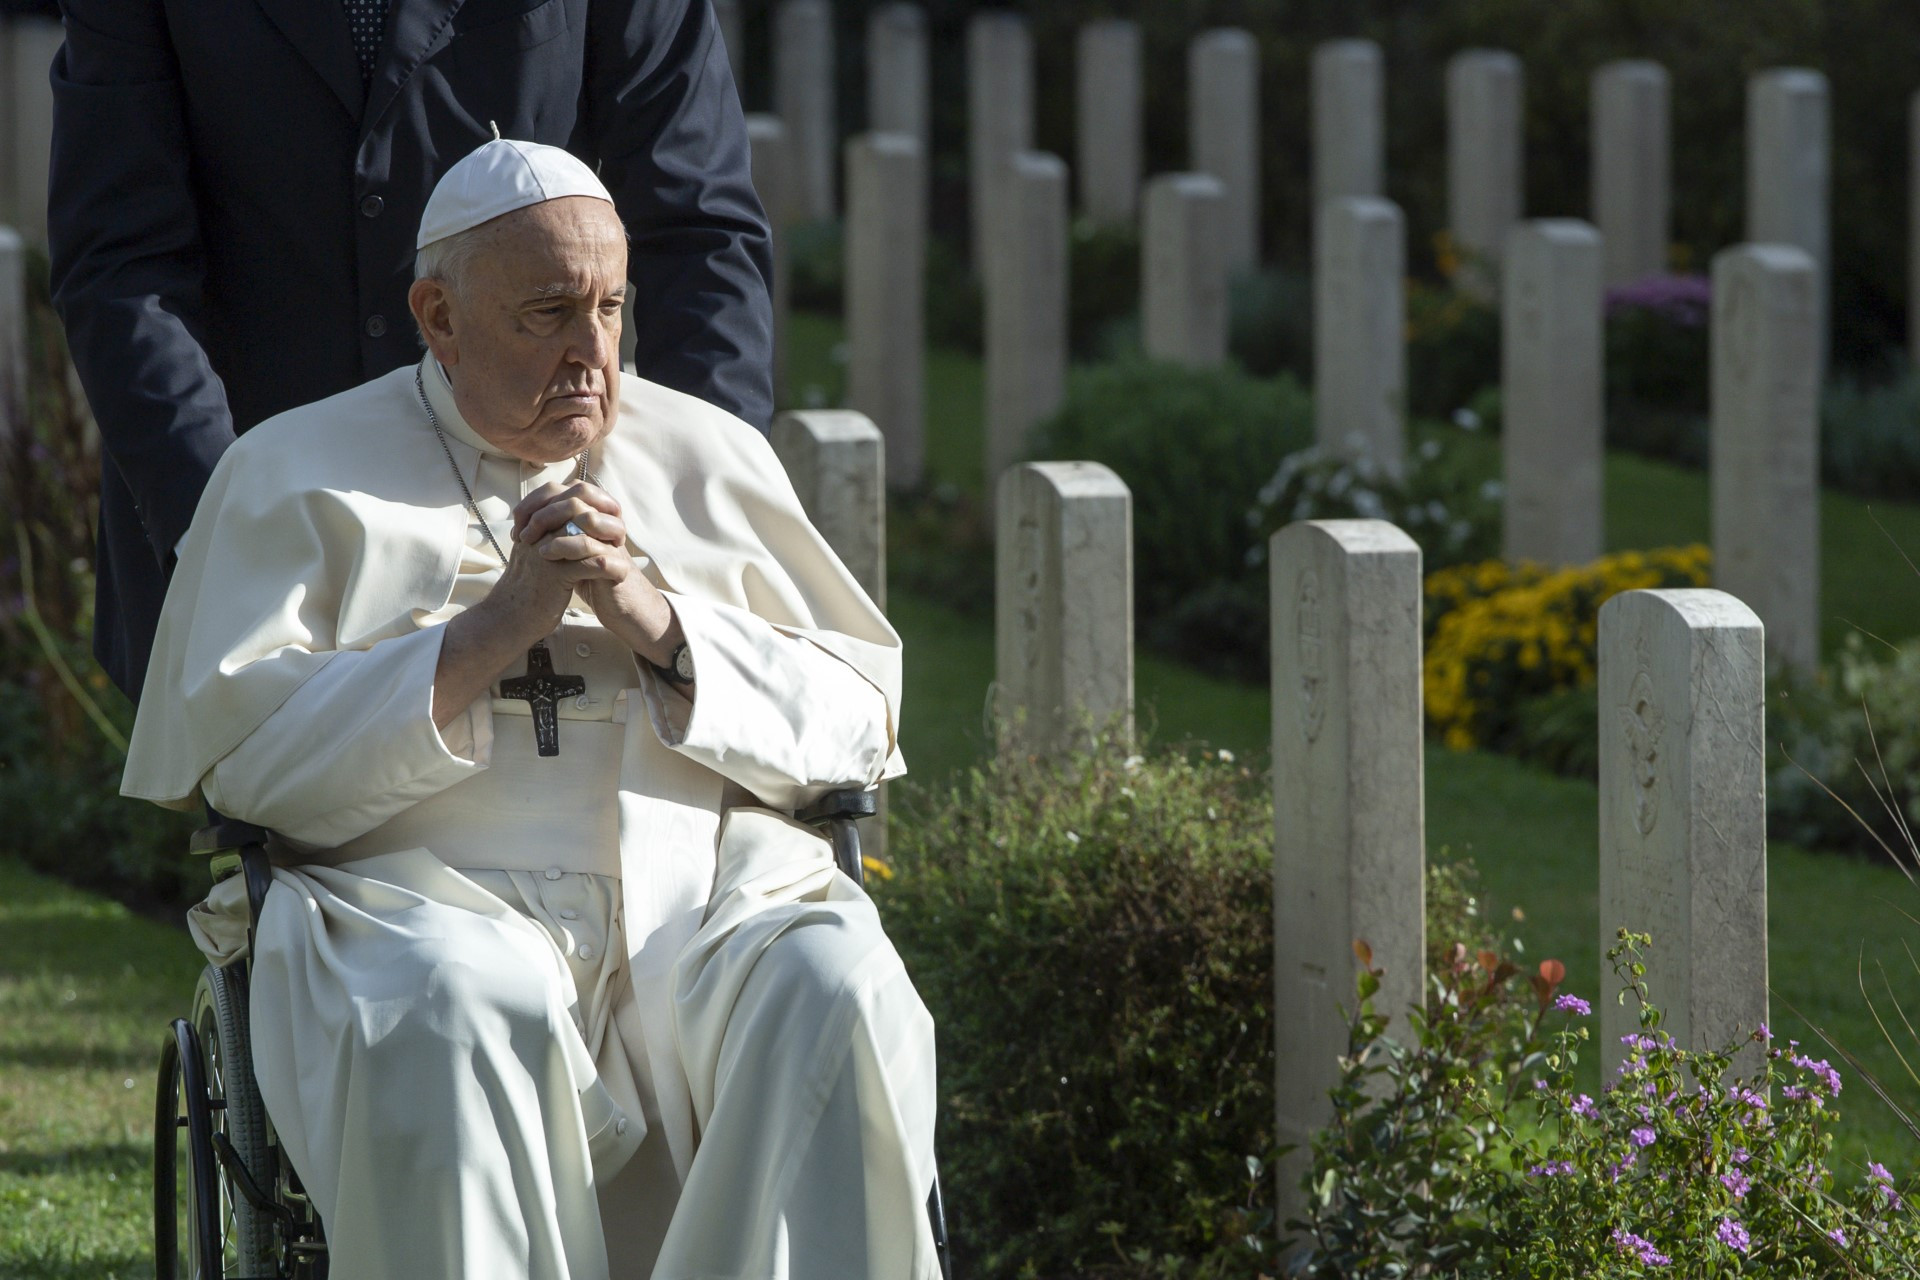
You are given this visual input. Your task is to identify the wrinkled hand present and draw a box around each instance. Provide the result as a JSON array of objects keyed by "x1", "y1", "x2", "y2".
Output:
[{"x1": 507, "y1": 480, "x2": 678, "y2": 665}]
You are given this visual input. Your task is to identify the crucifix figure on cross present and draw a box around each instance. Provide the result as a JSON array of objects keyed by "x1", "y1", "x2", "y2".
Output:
[{"x1": 498, "y1": 641, "x2": 586, "y2": 757}]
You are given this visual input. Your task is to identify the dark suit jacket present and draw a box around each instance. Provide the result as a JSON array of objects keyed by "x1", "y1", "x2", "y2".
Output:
[{"x1": 48, "y1": 0, "x2": 774, "y2": 699}]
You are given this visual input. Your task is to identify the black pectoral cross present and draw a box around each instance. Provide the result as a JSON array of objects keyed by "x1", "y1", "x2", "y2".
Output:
[{"x1": 499, "y1": 642, "x2": 586, "y2": 757}]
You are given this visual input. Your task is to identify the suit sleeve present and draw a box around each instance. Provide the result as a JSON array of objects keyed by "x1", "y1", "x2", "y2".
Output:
[
  {"x1": 48, "y1": 1, "x2": 235, "y2": 566},
  {"x1": 578, "y1": 0, "x2": 774, "y2": 431}
]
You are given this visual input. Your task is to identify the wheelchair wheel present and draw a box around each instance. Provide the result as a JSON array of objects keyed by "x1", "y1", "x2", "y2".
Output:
[{"x1": 155, "y1": 964, "x2": 279, "y2": 1279}]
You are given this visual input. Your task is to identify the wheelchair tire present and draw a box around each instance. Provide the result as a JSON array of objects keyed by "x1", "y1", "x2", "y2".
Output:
[
  {"x1": 155, "y1": 1017, "x2": 220, "y2": 1280},
  {"x1": 191, "y1": 962, "x2": 280, "y2": 1277}
]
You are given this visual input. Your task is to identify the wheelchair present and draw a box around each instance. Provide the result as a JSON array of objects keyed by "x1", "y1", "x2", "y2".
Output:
[{"x1": 154, "y1": 790, "x2": 953, "y2": 1280}]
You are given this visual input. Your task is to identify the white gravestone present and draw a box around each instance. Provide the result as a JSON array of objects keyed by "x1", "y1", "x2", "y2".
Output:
[
  {"x1": 1720, "y1": 243, "x2": 1820, "y2": 675},
  {"x1": 845, "y1": 133, "x2": 925, "y2": 493},
  {"x1": 1503, "y1": 220, "x2": 1604, "y2": 566},
  {"x1": 746, "y1": 116, "x2": 793, "y2": 404},
  {"x1": 968, "y1": 12, "x2": 1034, "y2": 271},
  {"x1": 1075, "y1": 20, "x2": 1142, "y2": 226},
  {"x1": 985, "y1": 152, "x2": 1068, "y2": 507},
  {"x1": 713, "y1": 0, "x2": 744, "y2": 97},
  {"x1": 995, "y1": 462, "x2": 1133, "y2": 758},
  {"x1": 10, "y1": 16, "x2": 59, "y2": 245},
  {"x1": 1141, "y1": 173, "x2": 1227, "y2": 369},
  {"x1": 866, "y1": 5, "x2": 928, "y2": 170},
  {"x1": 771, "y1": 410, "x2": 889, "y2": 857},
  {"x1": 1312, "y1": 40, "x2": 1385, "y2": 213},
  {"x1": 1710, "y1": 243, "x2": 1820, "y2": 674},
  {"x1": 1446, "y1": 49, "x2": 1524, "y2": 301},
  {"x1": 1188, "y1": 28, "x2": 1261, "y2": 274},
  {"x1": 1314, "y1": 196, "x2": 1406, "y2": 477},
  {"x1": 771, "y1": 410, "x2": 886, "y2": 609},
  {"x1": 0, "y1": 226, "x2": 23, "y2": 455},
  {"x1": 774, "y1": 0, "x2": 837, "y2": 221},
  {"x1": 1747, "y1": 69, "x2": 1829, "y2": 377},
  {"x1": 1598, "y1": 589, "x2": 1767, "y2": 1076},
  {"x1": 1271, "y1": 518, "x2": 1425, "y2": 1226},
  {"x1": 1591, "y1": 61, "x2": 1670, "y2": 288}
]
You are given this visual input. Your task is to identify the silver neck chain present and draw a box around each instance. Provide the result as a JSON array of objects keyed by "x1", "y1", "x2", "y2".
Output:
[{"x1": 415, "y1": 367, "x2": 593, "y2": 565}]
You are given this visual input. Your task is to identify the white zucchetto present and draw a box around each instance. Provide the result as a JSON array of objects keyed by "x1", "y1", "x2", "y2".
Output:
[{"x1": 416, "y1": 138, "x2": 615, "y2": 250}]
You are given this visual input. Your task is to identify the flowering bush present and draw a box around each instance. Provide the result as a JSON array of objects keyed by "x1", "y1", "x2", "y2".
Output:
[
  {"x1": 1770, "y1": 631, "x2": 1920, "y2": 859},
  {"x1": 1422, "y1": 546, "x2": 1713, "y2": 752},
  {"x1": 1484, "y1": 933, "x2": 1920, "y2": 1275},
  {"x1": 1288, "y1": 931, "x2": 1920, "y2": 1275},
  {"x1": 1605, "y1": 273, "x2": 1712, "y2": 467},
  {"x1": 1248, "y1": 438, "x2": 1503, "y2": 577},
  {"x1": 1406, "y1": 259, "x2": 1500, "y2": 421}
]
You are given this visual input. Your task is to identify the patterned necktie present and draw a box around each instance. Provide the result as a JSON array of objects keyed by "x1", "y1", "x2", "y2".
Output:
[{"x1": 342, "y1": 0, "x2": 392, "y2": 83}]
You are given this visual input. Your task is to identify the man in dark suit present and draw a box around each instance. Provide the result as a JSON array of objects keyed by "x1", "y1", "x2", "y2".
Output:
[{"x1": 48, "y1": 0, "x2": 773, "y2": 700}]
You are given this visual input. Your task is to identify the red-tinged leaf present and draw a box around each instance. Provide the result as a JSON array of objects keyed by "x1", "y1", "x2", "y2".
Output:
[
  {"x1": 1538, "y1": 958, "x2": 1566, "y2": 987},
  {"x1": 1353, "y1": 939, "x2": 1373, "y2": 970},
  {"x1": 1477, "y1": 950, "x2": 1500, "y2": 974}
]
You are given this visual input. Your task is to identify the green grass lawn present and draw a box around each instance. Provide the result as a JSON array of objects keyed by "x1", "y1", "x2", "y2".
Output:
[{"x1": 0, "y1": 860, "x2": 204, "y2": 1278}]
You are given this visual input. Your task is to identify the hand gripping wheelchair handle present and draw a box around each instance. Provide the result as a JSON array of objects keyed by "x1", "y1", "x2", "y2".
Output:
[{"x1": 794, "y1": 787, "x2": 877, "y2": 888}]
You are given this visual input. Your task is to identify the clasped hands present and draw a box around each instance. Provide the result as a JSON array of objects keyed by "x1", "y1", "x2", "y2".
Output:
[
  {"x1": 491, "y1": 480, "x2": 680, "y2": 668},
  {"x1": 434, "y1": 480, "x2": 686, "y2": 730}
]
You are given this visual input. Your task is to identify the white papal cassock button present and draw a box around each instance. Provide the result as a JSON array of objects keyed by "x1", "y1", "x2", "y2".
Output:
[
  {"x1": 615, "y1": 1116, "x2": 628, "y2": 1135},
  {"x1": 577, "y1": 944, "x2": 594, "y2": 960},
  {"x1": 575, "y1": 642, "x2": 592, "y2": 658},
  {"x1": 574, "y1": 694, "x2": 591, "y2": 710},
  {"x1": 560, "y1": 908, "x2": 579, "y2": 920},
  {"x1": 544, "y1": 867, "x2": 562, "y2": 881}
]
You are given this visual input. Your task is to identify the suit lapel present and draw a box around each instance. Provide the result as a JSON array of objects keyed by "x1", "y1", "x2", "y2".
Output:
[
  {"x1": 251, "y1": 0, "x2": 365, "y2": 120},
  {"x1": 365, "y1": 0, "x2": 469, "y2": 132}
]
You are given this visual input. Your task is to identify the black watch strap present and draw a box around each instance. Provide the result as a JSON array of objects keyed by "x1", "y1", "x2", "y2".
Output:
[{"x1": 653, "y1": 641, "x2": 695, "y2": 686}]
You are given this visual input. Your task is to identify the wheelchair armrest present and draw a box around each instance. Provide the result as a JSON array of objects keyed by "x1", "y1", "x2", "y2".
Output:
[
  {"x1": 793, "y1": 788, "x2": 876, "y2": 888},
  {"x1": 189, "y1": 819, "x2": 275, "y2": 932},
  {"x1": 794, "y1": 788, "x2": 877, "y2": 827},
  {"x1": 189, "y1": 818, "x2": 272, "y2": 857}
]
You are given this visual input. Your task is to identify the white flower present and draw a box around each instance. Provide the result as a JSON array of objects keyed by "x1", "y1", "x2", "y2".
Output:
[
  {"x1": 1419, "y1": 438, "x2": 1443, "y2": 462},
  {"x1": 1123, "y1": 754, "x2": 1145, "y2": 771},
  {"x1": 1453, "y1": 407, "x2": 1482, "y2": 430},
  {"x1": 1217, "y1": 748, "x2": 1236, "y2": 763},
  {"x1": 1352, "y1": 489, "x2": 1387, "y2": 519},
  {"x1": 1479, "y1": 479, "x2": 1505, "y2": 501},
  {"x1": 1065, "y1": 830, "x2": 1080, "y2": 844},
  {"x1": 1426, "y1": 500, "x2": 1448, "y2": 523}
]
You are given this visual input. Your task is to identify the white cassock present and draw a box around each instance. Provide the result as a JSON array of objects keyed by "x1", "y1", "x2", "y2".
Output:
[{"x1": 122, "y1": 356, "x2": 939, "y2": 1280}]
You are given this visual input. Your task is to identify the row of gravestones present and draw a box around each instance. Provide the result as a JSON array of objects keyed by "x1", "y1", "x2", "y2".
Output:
[
  {"x1": 770, "y1": 407, "x2": 1768, "y2": 1230},
  {"x1": 726, "y1": 4, "x2": 1837, "y2": 334}
]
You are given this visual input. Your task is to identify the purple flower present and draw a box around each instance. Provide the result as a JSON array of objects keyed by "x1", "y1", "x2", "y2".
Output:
[
  {"x1": 1881, "y1": 1183, "x2": 1905, "y2": 1211},
  {"x1": 1608, "y1": 1151, "x2": 1639, "y2": 1182},
  {"x1": 1715, "y1": 1218, "x2": 1750, "y2": 1254},
  {"x1": 1758, "y1": 1022, "x2": 1772, "y2": 1041},
  {"x1": 1528, "y1": 1160, "x2": 1576, "y2": 1177},
  {"x1": 1733, "y1": 1147, "x2": 1751, "y2": 1165},
  {"x1": 1830, "y1": 1227, "x2": 1849, "y2": 1247},
  {"x1": 1610, "y1": 1227, "x2": 1671, "y2": 1267},
  {"x1": 1555, "y1": 994, "x2": 1592, "y2": 1016},
  {"x1": 1790, "y1": 1054, "x2": 1843, "y2": 1095},
  {"x1": 1604, "y1": 273, "x2": 1712, "y2": 328},
  {"x1": 1720, "y1": 1168, "x2": 1751, "y2": 1199},
  {"x1": 1869, "y1": 1161, "x2": 1893, "y2": 1183},
  {"x1": 1631, "y1": 1126, "x2": 1656, "y2": 1148},
  {"x1": 1572, "y1": 1094, "x2": 1598, "y2": 1120}
]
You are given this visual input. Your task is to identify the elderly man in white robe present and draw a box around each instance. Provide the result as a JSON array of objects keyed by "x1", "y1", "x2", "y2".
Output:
[{"x1": 121, "y1": 139, "x2": 939, "y2": 1280}]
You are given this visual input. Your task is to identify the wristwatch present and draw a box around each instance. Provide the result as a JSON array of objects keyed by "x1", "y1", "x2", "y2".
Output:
[{"x1": 653, "y1": 641, "x2": 695, "y2": 686}]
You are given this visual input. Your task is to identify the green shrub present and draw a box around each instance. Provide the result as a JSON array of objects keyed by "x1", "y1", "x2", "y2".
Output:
[
  {"x1": 1068, "y1": 219, "x2": 1141, "y2": 363},
  {"x1": 1406, "y1": 279, "x2": 1499, "y2": 422},
  {"x1": 1290, "y1": 931, "x2": 1920, "y2": 1275},
  {"x1": 1227, "y1": 265, "x2": 1313, "y2": 381},
  {"x1": 1822, "y1": 368, "x2": 1920, "y2": 503},
  {"x1": 1770, "y1": 634, "x2": 1920, "y2": 860},
  {"x1": 1605, "y1": 274, "x2": 1712, "y2": 468},
  {"x1": 876, "y1": 733, "x2": 1524, "y2": 1280},
  {"x1": 1248, "y1": 437, "x2": 1504, "y2": 577},
  {"x1": 1028, "y1": 361, "x2": 1314, "y2": 682},
  {"x1": 786, "y1": 217, "x2": 844, "y2": 315},
  {"x1": 2, "y1": 247, "x2": 200, "y2": 917}
]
